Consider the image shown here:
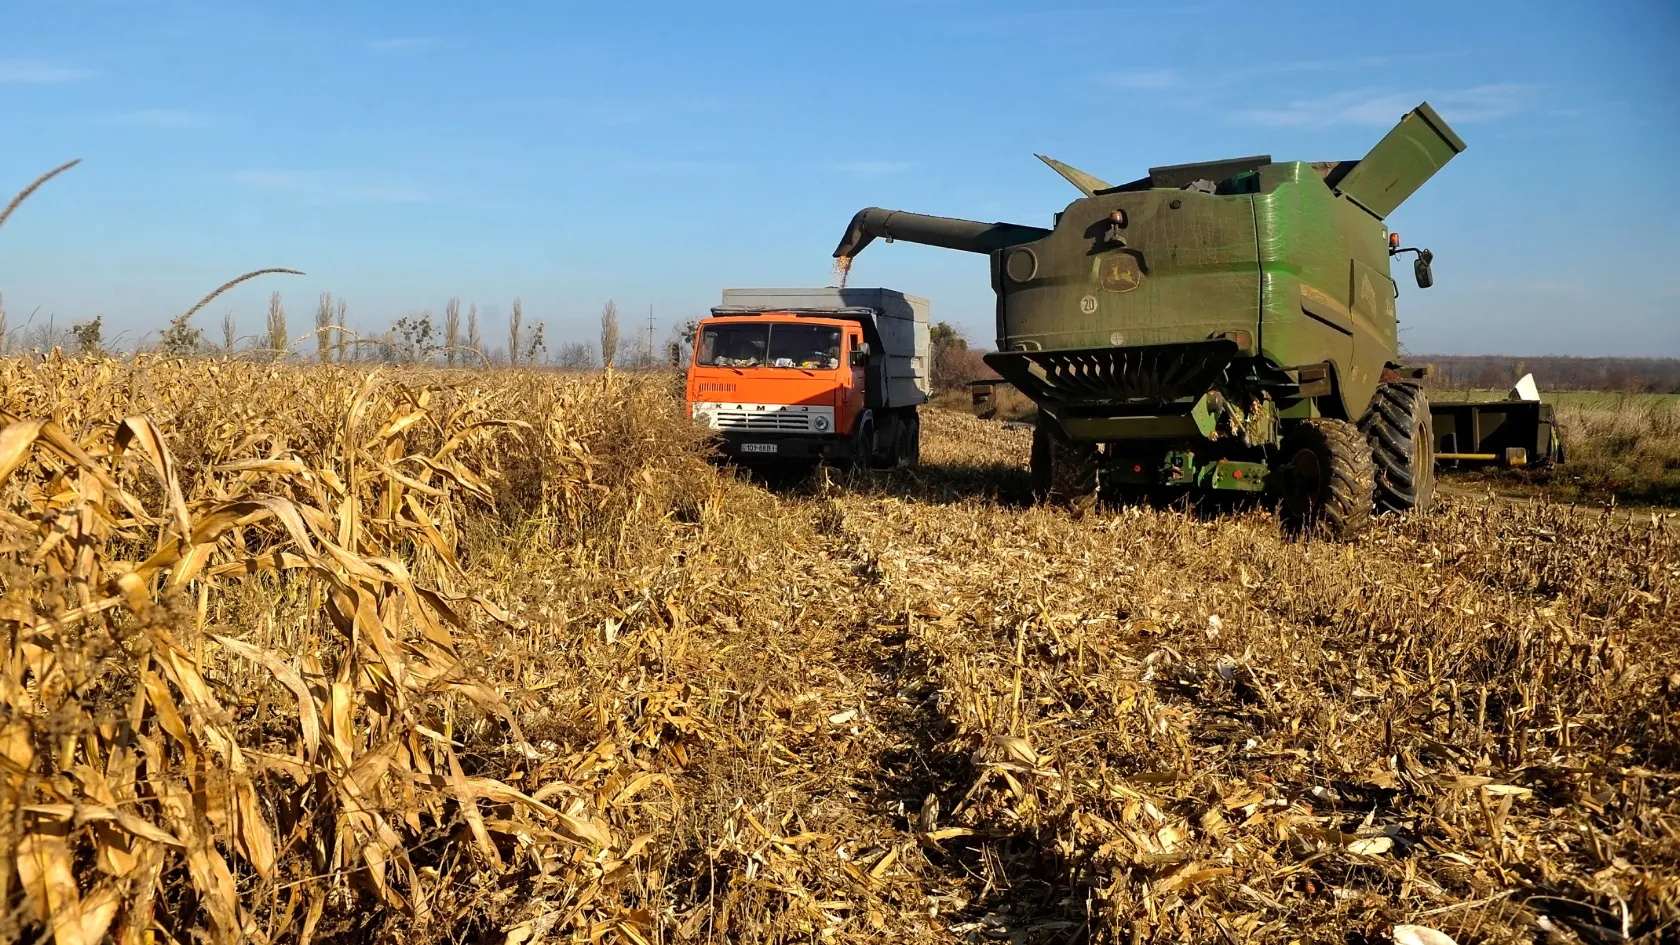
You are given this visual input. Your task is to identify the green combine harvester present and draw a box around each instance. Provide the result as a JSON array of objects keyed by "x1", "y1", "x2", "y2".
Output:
[{"x1": 833, "y1": 102, "x2": 1514, "y2": 538}]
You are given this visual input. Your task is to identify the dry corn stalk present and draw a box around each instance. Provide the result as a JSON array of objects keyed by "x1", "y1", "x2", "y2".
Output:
[{"x1": 0, "y1": 356, "x2": 687, "y2": 943}]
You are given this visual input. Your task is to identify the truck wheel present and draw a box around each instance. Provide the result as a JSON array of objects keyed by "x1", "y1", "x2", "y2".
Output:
[
  {"x1": 836, "y1": 414, "x2": 874, "y2": 471},
  {"x1": 890, "y1": 411, "x2": 920, "y2": 469},
  {"x1": 1031, "y1": 422, "x2": 1099, "y2": 517},
  {"x1": 1277, "y1": 419, "x2": 1373, "y2": 540},
  {"x1": 870, "y1": 413, "x2": 900, "y2": 469},
  {"x1": 1358, "y1": 382, "x2": 1436, "y2": 514}
]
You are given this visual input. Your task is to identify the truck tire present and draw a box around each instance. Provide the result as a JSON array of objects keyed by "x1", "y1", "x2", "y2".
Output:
[
  {"x1": 837, "y1": 414, "x2": 875, "y2": 471},
  {"x1": 1277, "y1": 418, "x2": 1373, "y2": 540},
  {"x1": 895, "y1": 411, "x2": 920, "y2": 469},
  {"x1": 1358, "y1": 382, "x2": 1436, "y2": 514},
  {"x1": 1031, "y1": 422, "x2": 1099, "y2": 517},
  {"x1": 870, "y1": 413, "x2": 899, "y2": 469}
]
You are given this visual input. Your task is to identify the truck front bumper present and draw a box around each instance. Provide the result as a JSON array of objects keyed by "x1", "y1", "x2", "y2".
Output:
[{"x1": 713, "y1": 432, "x2": 846, "y2": 461}]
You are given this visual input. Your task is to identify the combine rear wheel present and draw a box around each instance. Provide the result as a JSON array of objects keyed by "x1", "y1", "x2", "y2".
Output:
[
  {"x1": 1277, "y1": 418, "x2": 1374, "y2": 540},
  {"x1": 1359, "y1": 381, "x2": 1436, "y2": 514},
  {"x1": 1031, "y1": 422, "x2": 1099, "y2": 517}
]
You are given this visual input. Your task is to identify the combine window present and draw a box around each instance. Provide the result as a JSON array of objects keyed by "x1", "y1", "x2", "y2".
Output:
[{"x1": 698, "y1": 323, "x2": 841, "y2": 369}]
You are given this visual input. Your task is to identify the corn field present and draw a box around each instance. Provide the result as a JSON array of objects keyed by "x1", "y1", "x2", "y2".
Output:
[{"x1": 0, "y1": 355, "x2": 1674, "y2": 944}]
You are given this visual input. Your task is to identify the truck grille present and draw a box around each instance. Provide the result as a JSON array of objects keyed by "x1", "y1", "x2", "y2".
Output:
[
  {"x1": 696, "y1": 403, "x2": 834, "y2": 433},
  {"x1": 984, "y1": 340, "x2": 1239, "y2": 405}
]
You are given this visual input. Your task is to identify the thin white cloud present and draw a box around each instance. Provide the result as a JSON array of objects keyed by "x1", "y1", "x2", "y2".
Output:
[
  {"x1": 1465, "y1": 280, "x2": 1579, "y2": 293},
  {"x1": 623, "y1": 159, "x2": 742, "y2": 174},
  {"x1": 1242, "y1": 90, "x2": 1411, "y2": 127},
  {"x1": 1103, "y1": 69, "x2": 1182, "y2": 90},
  {"x1": 1099, "y1": 56, "x2": 1441, "y2": 96},
  {"x1": 107, "y1": 108, "x2": 210, "y2": 130},
  {"x1": 233, "y1": 169, "x2": 433, "y2": 204},
  {"x1": 1431, "y1": 83, "x2": 1535, "y2": 123},
  {"x1": 348, "y1": 185, "x2": 430, "y2": 204},
  {"x1": 835, "y1": 160, "x2": 911, "y2": 178},
  {"x1": 233, "y1": 169, "x2": 314, "y2": 191},
  {"x1": 367, "y1": 37, "x2": 440, "y2": 54},
  {"x1": 1241, "y1": 84, "x2": 1536, "y2": 128},
  {"x1": 0, "y1": 58, "x2": 99, "y2": 84}
]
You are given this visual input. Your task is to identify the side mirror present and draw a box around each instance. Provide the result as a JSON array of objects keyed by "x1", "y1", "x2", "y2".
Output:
[
  {"x1": 1414, "y1": 250, "x2": 1435, "y2": 289},
  {"x1": 850, "y1": 343, "x2": 871, "y2": 366}
]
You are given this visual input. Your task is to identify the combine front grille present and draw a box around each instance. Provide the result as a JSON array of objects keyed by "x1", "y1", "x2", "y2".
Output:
[{"x1": 984, "y1": 340, "x2": 1239, "y2": 406}]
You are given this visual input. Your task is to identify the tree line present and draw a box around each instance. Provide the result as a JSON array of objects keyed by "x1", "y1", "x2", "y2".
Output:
[
  {"x1": 0, "y1": 289, "x2": 702, "y2": 370},
  {"x1": 1416, "y1": 354, "x2": 1680, "y2": 393}
]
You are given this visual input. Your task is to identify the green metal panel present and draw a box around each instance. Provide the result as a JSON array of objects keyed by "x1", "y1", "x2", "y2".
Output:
[
  {"x1": 998, "y1": 189, "x2": 1259, "y2": 352},
  {"x1": 1251, "y1": 162, "x2": 1399, "y2": 418},
  {"x1": 1106, "y1": 450, "x2": 1268, "y2": 491},
  {"x1": 1254, "y1": 162, "x2": 1356, "y2": 412},
  {"x1": 1334, "y1": 102, "x2": 1466, "y2": 220},
  {"x1": 1204, "y1": 459, "x2": 1267, "y2": 492}
]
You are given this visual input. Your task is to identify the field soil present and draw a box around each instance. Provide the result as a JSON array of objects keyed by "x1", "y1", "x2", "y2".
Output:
[{"x1": 1, "y1": 359, "x2": 1676, "y2": 945}]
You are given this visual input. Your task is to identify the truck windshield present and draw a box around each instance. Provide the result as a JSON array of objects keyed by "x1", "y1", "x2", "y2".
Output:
[{"x1": 698, "y1": 323, "x2": 843, "y2": 369}]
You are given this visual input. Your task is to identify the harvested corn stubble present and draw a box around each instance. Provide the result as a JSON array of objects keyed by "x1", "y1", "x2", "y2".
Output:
[{"x1": 0, "y1": 355, "x2": 1675, "y2": 944}]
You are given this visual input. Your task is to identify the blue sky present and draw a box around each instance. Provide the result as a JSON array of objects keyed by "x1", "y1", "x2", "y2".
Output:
[{"x1": 2, "y1": 0, "x2": 1676, "y2": 357}]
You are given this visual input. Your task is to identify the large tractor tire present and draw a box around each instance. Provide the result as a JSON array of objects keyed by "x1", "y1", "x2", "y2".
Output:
[
  {"x1": 1277, "y1": 418, "x2": 1374, "y2": 540},
  {"x1": 1031, "y1": 422, "x2": 1099, "y2": 517},
  {"x1": 1359, "y1": 381, "x2": 1436, "y2": 514}
]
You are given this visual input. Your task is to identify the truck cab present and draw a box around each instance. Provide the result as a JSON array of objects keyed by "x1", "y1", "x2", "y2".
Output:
[{"x1": 685, "y1": 287, "x2": 930, "y2": 468}]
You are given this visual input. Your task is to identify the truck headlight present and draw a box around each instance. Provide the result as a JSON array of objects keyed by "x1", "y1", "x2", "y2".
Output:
[{"x1": 814, "y1": 415, "x2": 829, "y2": 431}]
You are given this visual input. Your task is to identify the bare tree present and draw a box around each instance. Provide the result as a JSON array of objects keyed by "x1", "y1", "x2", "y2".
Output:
[
  {"x1": 222, "y1": 311, "x2": 236, "y2": 353},
  {"x1": 466, "y1": 303, "x2": 481, "y2": 363},
  {"x1": 444, "y1": 297, "x2": 461, "y2": 367},
  {"x1": 266, "y1": 291, "x2": 288, "y2": 360},
  {"x1": 71, "y1": 316, "x2": 103, "y2": 356},
  {"x1": 556, "y1": 341, "x2": 594, "y2": 369},
  {"x1": 600, "y1": 300, "x2": 620, "y2": 370},
  {"x1": 334, "y1": 299, "x2": 348, "y2": 362},
  {"x1": 525, "y1": 320, "x2": 547, "y2": 365},
  {"x1": 508, "y1": 298, "x2": 523, "y2": 367},
  {"x1": 315, "y1": 293, "x2": 333, "y2": 363},
  {"x1": 159, "y1": 311, "x2": 203, "y2": 355}
]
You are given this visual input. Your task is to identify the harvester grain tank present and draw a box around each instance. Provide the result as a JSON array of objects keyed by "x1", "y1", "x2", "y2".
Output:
[
  {"x1": 832, "y1": 102, "x2": 1466, "y2": 538},
  {"x1": 685, "y1": 287, "x2": 929, "y2": 468}
]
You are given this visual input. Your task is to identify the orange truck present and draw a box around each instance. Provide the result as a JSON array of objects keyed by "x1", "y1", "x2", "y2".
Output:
[{"x1": 685, "y1": 287, "x2": 930, "y2": 468}]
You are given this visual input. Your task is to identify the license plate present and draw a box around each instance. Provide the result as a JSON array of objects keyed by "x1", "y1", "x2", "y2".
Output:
[{"x1": 739, "y1": 443, "x2": 778, "y2": 454}]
